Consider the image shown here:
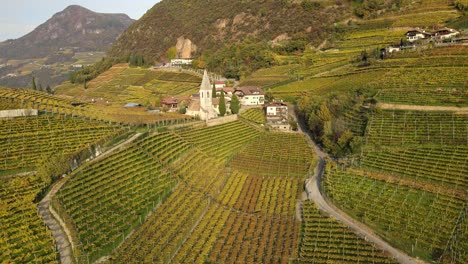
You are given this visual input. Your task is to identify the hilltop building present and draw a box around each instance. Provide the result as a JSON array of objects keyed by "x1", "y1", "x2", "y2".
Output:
[{"x1": 170, "y1": 59, "x2": 193, "y2": 66}]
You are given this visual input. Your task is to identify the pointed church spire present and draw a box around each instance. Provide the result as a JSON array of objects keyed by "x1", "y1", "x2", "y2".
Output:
[{"x1": 200, "y1": 69, "x2": 211, "y2": 91}]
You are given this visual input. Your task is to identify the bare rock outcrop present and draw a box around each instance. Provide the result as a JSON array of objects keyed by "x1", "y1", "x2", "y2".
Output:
[{"x1": 176, "y1": 37, "x2": 197, "y2": 59}]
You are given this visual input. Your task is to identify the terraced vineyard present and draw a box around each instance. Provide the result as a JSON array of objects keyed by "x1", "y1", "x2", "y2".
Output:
[
  {"x1": 229, "y1": 133, "x2": 316, "y2": 178},
  {"x1": 240, "y1": 108, "x2": 266, "y2": 124},
  {"x1": 320, "y1": 106, "x2": 468, "y2": 262},
  {"x1": 366, "y1": 110, "x2": 468, "y2": 146},
  {"x1": 53, "y1": 132, "x2": 192, "y2": 262},
  {"x1": 0, "y1": 113, "x2": 123, "y2": 172},
  {"x1": 0, "y1": 97, "x2": 21, "y2": 110},
  {"x1": 298, "y1": 200, "x2": 396, "y2": 263},
  {"x1": 175, "y1": 120, "x2": 261, "y2": 159},
  {"x1": 323, "y1": 166, "x2": 466, "y2": 261},
  {"x1": 0, "y1": 87, "x2": 193, "y2": 125},
  {"x1": 0, "y1": 175, "x2": 57, "y2": 263},
  {"x1": 57, "y1": 66, "x2": 201, "y2": 105},
  {"x1": 361, "y1": 146, "x2": 467, "y2": 190},
  {"x1": 371, "y1": 68, "x2": 467, "y2": 106},
  {"x1": 109, "y1": 126, "x2": 313, "y2": 264}
]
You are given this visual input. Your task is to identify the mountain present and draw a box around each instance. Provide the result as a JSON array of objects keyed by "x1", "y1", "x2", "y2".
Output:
[
  {"x1": 0, "y1": 5, "x2": 134, "y2": 59},
  {"x1": 109, "y1": 0, "x2": 352, "y2": 61},
  {"x1": 0, "y1": 5, "x2": 134, "y2": 89}
]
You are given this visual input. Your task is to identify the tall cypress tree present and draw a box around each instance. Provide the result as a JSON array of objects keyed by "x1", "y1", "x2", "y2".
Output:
[
  {"x1": 212, "y1": 83, "x2": 217, "y2": 98},
  {"x1": 230, "y1": 94, "x2": 240, "y2": 114},
  {"x1": 219, "y1": 90, "x2": 226, "y2": 116},
  {"x1": 31, "y1": 77, "x2": 37, "y2": 90}
]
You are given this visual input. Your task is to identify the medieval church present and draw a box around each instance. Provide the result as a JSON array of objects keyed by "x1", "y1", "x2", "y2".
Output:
[{"x1": 186, "y1": 70, "x2": 220, "y2": 120}]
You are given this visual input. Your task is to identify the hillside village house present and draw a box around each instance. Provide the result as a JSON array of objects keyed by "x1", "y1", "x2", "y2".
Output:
[
  {"x1": 216, "y1": 87, "x2": 234, "y2": 97},
  {"x1": 434, "y1": 28, "x2": 460, "y2": 40},
  {"x1": 161, "y1": 97, "x2": 179, "y2": 111},
  {"x1": 405, "y1": 29, "x2": 432, "y2": 42},
  {"x1": 405, "y1": 28, "x2": 460, "y2": 42},
  {"x1": 214, "y1": 80, "x2": 226, "y2": 89},
  {"x1": 234, "y1": 87, "x2": 265, "y2": 106},
  {"x1": 265, "y1": 102, "x2": 290, "y2": 131}
]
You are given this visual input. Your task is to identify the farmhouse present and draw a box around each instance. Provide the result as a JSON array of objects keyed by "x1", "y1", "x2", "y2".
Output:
[
  {"x1": 161, "y1": 97, "x2": 179, "y2": 111},
  {"x1": 433, "y1": 28, "x2": 460, "y2": 41},
  {"x1": 234, "y1": 86, "x2": 265, "y2": 106},
  {"x1": 405, "y1": 29, "x2": 431, "y2": 42},
  {"x1": 265, "y1": 102, "x2": 290, "y2": 131}
]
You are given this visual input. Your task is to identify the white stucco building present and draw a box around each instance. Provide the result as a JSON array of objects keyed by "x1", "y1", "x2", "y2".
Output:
[{"x1": 233, "y1": 87, "x2": 265, "y2": 106}]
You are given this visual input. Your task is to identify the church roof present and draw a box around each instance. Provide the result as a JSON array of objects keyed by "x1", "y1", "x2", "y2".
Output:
[{"x1": 200, "y1": 70, "x2": 212, "y2": 91}]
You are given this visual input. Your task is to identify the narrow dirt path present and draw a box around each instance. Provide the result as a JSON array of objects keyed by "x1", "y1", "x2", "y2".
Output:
[
  {"x1": 377, "y1": 103, "x2": 468, "y2": 113},
  {"x1": 38, "y1": 180, "x2": 73, "y2": 264},
  {"x1": 38, "y1": 132, "x2": 142, "y2": 264},
  {"x1": 292, "y1": 106, "x2": 423, "y2": 264}
]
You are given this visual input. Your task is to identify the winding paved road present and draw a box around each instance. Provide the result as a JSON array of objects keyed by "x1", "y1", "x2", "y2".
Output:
[{"x1": 292, "y1": 106, "x2": 422, "y2": 264}]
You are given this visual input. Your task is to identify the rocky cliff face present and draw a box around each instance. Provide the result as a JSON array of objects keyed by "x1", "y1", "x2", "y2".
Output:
[
  {"x1": 109, "y1": 0, "x2": 351, "y2": 61},
  {"x1": 176, "y1": 37, "x2": 197, "y2": 59},
  {"x1": 0, "y1": 5, "x2": 134, "y2": 59}
]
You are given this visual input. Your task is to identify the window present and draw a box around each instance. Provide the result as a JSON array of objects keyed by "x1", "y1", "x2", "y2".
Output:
[{"x1": 201, "y1": 92, "x2": 203, "y2": 98}]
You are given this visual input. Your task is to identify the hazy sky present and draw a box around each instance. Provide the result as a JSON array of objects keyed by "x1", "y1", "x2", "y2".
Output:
[{"x1": 0, "y1": 0, "x2": 159, "y2": 41}]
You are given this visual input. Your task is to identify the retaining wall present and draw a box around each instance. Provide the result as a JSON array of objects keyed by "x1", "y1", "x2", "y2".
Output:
[
  {"x1": 206, "y1": 114, "x2": 238, "y2": 127},
  {"x1": 0, "y1": 109, "x2": 38, "y2": 118}
]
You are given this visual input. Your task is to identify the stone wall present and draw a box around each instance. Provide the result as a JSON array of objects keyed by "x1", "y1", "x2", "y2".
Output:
[
  {"x1": 206, "y1": 114, "x2": 238, "y2": 127},
  {"x1": 0, "y1": 109, "x2": 38, "y2": 118}
]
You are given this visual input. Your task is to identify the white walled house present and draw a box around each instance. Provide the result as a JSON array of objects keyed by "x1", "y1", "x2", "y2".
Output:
[
  {"x1": 234, "y1": 87, "x2": 265, "y2": 106},
  {"x1": 170, "y1": 59, "x2": 193, "y2": 66},
  {"x1": 434, "y1": 28, "x2": 460, "y2": 41},
  {"x1": 265, "y1": 102, "x2": 290, "y2": 131},
  {"x1": 405, "y1": 30, "x2": 431, "y2": 42},
  {"x1": 214, "y1": 80, "x2": 226, "y2": 89},
  {"x1": 266, "y1": 103, "x2": 288, "y2": 117}
]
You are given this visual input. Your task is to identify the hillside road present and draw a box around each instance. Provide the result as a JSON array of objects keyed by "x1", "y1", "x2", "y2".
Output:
[{"x1": 292, "y1": 105, "x2": 423, "y2": 264}]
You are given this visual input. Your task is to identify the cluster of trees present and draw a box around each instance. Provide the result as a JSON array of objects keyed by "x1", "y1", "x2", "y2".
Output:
[
  {"x1": 203, "y1": 38, "x2": 276, "y2": 80},
  {"x1": 298, "y1": 88, "x2": 375, "y2": 157},
  {"x1": 127, "y1": 53, "x2": 149, "y2": 67},
  {"x1": 210, "y1": 83, "x2": 240, "y2": 116},
  {"x1": 31, "y1": 76, "x2": 53, "y2": 94},
  {"x1": 69, "y1": 57, "x2": 115, "y2": 85},
  {"x1": 455, "y1": 0, "x2": 467, "y2": 12},
  {"x1": 273, "y1": 39, "x2": 308, "y2": 55},
  {"x1": 353, "y1": 0, "x2": 404, "y2": 19}
]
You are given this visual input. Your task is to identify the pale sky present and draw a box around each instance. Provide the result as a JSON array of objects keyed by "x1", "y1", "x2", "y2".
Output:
[{"x1": 0, "y1": 0, "x2": 159, "y2": 41}]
